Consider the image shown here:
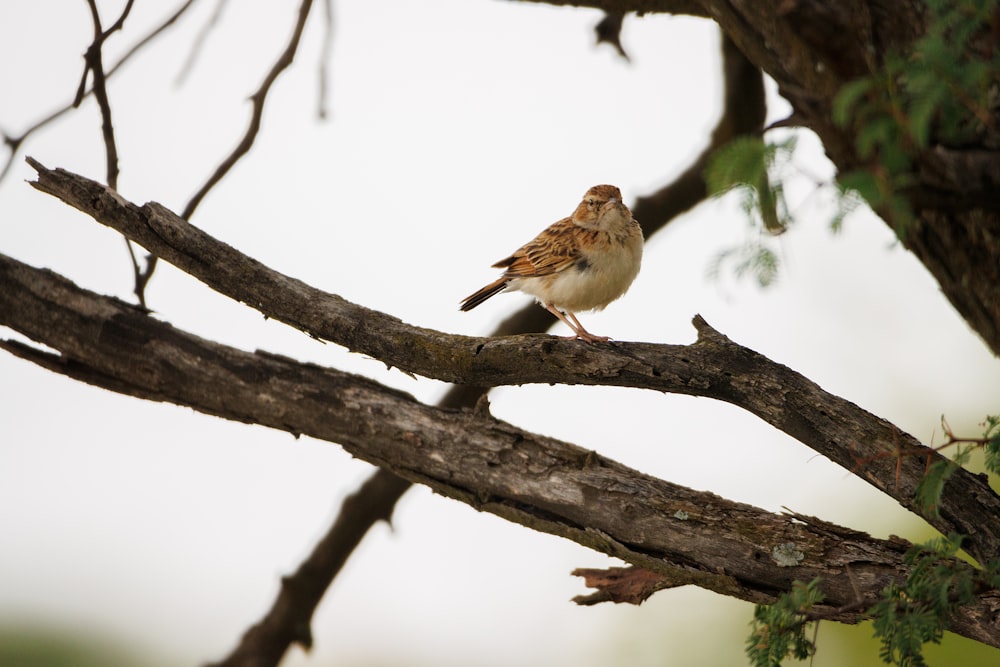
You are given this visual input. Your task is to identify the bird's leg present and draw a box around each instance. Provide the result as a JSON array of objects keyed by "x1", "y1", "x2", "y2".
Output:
[
  {"x1": 566, "y1": 311, "x2": 610, "y2": 343},
  {"x1": 543, "y1": 303, "x2": 581, "y2": 336},
  {"x1": 543, "y1": 304, "x2": 609, "y2": 343}
]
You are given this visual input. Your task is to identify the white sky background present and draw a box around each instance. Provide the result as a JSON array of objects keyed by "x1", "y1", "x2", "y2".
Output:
[{"x1": 1, "y1": 2, "x2": 999, "y2": 666}]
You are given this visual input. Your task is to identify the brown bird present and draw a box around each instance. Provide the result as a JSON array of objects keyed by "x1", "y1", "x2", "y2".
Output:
[{"x1": 460, "y1": 184, "x2": 643, "y2": 342}]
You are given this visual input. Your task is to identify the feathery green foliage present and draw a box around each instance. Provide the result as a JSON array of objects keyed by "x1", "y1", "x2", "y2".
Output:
[
  {"x1": 704, "y1": 136, "x2": 795, "y2": 286},
  {"x1": 734, "y1": 3, "x2": 1000, "y2": 664},
  {"x1": 982, "y1": 414, "x2": 1000, "y2": 474},
  {"x1": 916, "y1": 414, "x2": 1000, "y2": 517},
  {"x1": 705, "y1": 135, "x2": 796, "y2": 235},
  {"x1": 833, "y1": 0, "x2": 1000, "y2": 231},
  {"x1": 710, "y1": 0, "x2": 999, "y2": 286},
  {"x1": 870, "y1": 534, "x2": 979, "y2": 667},
  {"x1": 746, "y1": 579, "x2": 825, "y2": 667},
  {"x1": 745, "y1": 531, "x2": 1000, "y2": 667},
  {"x1": 915, "y1": 446, "x2": 973, "y2": 519}
]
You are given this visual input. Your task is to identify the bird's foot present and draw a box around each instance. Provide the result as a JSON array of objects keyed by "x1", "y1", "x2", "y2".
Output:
[{"x1": 568, "y1": 331, "x2": 610, "y2": 344}]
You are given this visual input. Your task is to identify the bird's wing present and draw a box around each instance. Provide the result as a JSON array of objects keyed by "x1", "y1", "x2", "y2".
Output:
[{"x1": 492, "y1": 217, "x2": 582, "y2": 278}]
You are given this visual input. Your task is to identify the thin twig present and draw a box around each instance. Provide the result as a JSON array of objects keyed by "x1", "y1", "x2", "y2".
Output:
[
  {"x1": 175, "y1": 0, "x2": 229, "y2": 86},
  {"x1": 80, "y1": 0, "x2": 153, "y2": 309},
  {"x1": 317, "y1": 0, "x2": 335, "y2": 119},
  {"x1": 0, "y1": 0, "x2": 199, "y2": 184},
  {"x1": 182, "y1": 0, "x2": 314, "y2": 219},
  {"x1": 122, "y1": 237, "x2": 147, "y2": 308},
  {"x1": 79, "y1": 0, "x2": 135, "y2": 190},
  {"x1": 135, "y1": 0, "x2": 315, "y2": 312},
  {"x1": 594, "y1": 11, "x2": 630, "y2": 61}
]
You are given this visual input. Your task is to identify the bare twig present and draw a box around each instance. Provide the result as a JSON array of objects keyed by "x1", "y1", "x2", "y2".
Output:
[
  {"x1": 632, "y1": 35, "x2": 766, "y2": 235},
  {"x1": 78, "y1": 0, "x2": 135, "y2": 189},
  {"x1": 121, "y1": 237, "x2": 150, "y2": 312},
  {"x1": 79, "y1": 0, "x2": 152, "y2": 307},
  {"x1": 134, "y1": 0, "x2": 315, "y2": 308},
  {"x1": 595, "y1": 12, "x2": 630, "y2": 61},
  {"x1": 0, "y1": 0, "x2": 198, "y2": 184},
  {"x1": 937, "y1": 415, "x2": 996, "y2": 451},
  {"x1": 2, "y1": 0, "x2": 198, "y2": 312},
  {"x1": 182, "y1": 0, "x2": 314, "y2": 219},
  {"x1": 175, "y1": 0, "x2": 230, "y2": 86},
  {"x1": 317, "y1": 0, "x2": 334, "y2": 119}
]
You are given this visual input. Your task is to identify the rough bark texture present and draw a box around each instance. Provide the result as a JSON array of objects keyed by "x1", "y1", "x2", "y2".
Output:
[
  {"x1": 209, "y1": 33, "x2": 770, "y2": 667},
  {"x1": 23, "y1": 162, "x2": 1000, "y2": 567},
  {"x1": 3, "y1": 252, "x2": 1000, "y2": 647}
]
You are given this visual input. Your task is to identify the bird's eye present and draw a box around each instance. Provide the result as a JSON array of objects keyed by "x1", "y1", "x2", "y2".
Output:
[{"x1": 588, "y1": 199, "x2": 596, "y2": 207}]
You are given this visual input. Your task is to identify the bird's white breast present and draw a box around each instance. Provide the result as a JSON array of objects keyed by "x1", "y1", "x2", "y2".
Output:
[{"x1": 512, "y1": 230, "x2": 642, "y2": 312}]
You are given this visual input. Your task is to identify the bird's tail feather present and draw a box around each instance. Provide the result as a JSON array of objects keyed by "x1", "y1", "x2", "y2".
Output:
[{"x1": 460, "y1": 278, "x2": 508, "y2": 311}]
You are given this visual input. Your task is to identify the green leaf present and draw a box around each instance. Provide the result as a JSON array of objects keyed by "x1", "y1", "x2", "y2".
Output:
[
  {"x1": 871, "y1": 533, "x2": 977, "y2": 666},
  {"x1": 829, "y1": 187, "x2": 865, "y2": 232},
  {"x1": 708, "y1": 241, "x2": 781, "y2": 288},
  {"x1": 985, "y1": 436, "x2": 1000, "y2": 475},
  {"x1": 915, "y1": 460, "x2": 955, "y2": 518},
  {"x1": 705, "y1": 136, "x2": 769, "y2": 196},
  {"x1": 982, "y1": 414, "x2": 1000, "y2": 474},
  {"x1": 837, "y1": 170, "x2": 882, "y2": 207},
  {"x1": 856, "y1": 114, "x2": 898, "y2": 159},
  {"x1": 757, "y1": 176, "x2": 786, "y2": 235},
  {"x1": 905, "y1": 77, "x2": 949, "y2": 147},
  {"x1": 746, "y1": 579, "x2": 824, "y2": 667},
  {"x1": 833, "y1": 77, "x2": 875, "y2": 127}
]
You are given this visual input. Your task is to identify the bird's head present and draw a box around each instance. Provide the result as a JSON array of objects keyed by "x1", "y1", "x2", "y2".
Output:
[{"x1": 572, "y1": 184, "x2": 631, "y2": 229}]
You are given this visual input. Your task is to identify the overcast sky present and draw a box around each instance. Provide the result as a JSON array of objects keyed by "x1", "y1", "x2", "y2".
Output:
[{"x1": 2, "y1": 2, "x2": 999, "y2": 666}]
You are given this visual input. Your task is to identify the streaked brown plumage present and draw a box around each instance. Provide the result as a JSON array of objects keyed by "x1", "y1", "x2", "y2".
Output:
[{"x1": 460, "y1": 184, "x2": 643, "y2": 342}]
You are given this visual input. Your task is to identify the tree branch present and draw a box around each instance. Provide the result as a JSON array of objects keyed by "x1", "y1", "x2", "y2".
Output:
[
  {"x1": 522, "y1": 1, "x2": 709, "y2": 17},
  {"x1": 182, "y1": 0, "x2": 313, "y2": 219},
  {"x1": 204, "y1": 33, "x2": 770, "y2": 664},
  {"x1": 78, "y1": 0, "x2": 134, "y2": 190},
  {"x1": 316, "y1": 0, "x2": 334, "y2": 119},
  {"x1": 174, "y1": 0, "x2": 229, "y2": 86},
  {"x1": 2, "y1": 252, "x2": 999, "y2": 648},
  {"x1": 631, "y1": 34, "x2": 765, "y2": 235},
  {"x1": 205, "y1": 470, "x2": 411, "y2": 667},
  {"x1": 133, "y1": 0, "x2": 316, "y2": 308},
  {"x1": 78, "y1": 0, "x2": 148, "y2": 309},
  {"x1": 24, "y1": 158, "x2": 1000, "y2": 564}
]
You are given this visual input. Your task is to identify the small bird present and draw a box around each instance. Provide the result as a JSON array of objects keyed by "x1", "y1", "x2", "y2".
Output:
[{"x1": 460, "y1": 184, "x2": 643, "y2": 343}]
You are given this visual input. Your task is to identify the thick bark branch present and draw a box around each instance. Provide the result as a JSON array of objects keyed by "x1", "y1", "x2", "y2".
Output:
[
  {"x1": 23, "y1": 161, "x2": 1000, "y2": 565},
  {"x1": 205, "y1": 32, "x2": 769, "y2": 667},
  {"x1": 2, "y1": 253, "x2": 999, "y2": 647}
]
